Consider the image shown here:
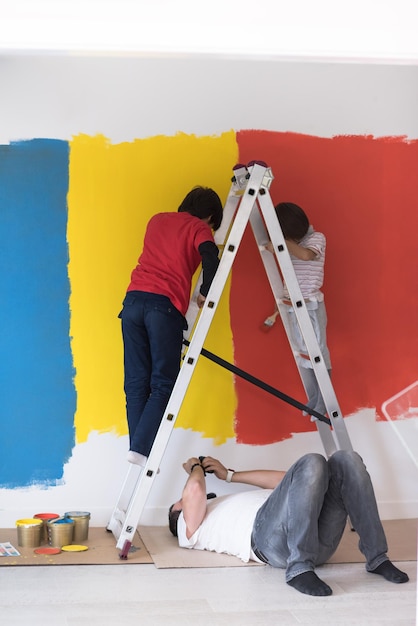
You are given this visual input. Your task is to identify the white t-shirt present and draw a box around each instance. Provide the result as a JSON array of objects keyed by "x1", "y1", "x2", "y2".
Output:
[{"x1": 177, "y1": 490, "x2": 272, "y2": 563}]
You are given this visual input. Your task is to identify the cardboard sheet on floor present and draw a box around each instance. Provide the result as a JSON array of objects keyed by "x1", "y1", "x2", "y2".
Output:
[
  {"x1": 0, "y1": 527, "x2": 153, "y2": 566},
  {"x1": 1, "y1": 519, "x2": 415, "y2": 568},
  {"x1": 139, "y1": 518, "x2": 417, "y2": 569},
  {"x1": 327, "y1": 518, "x2": 417, "y2": 564},
  {"x1": 139, "y1": 525, "x2": 262, "y2": 568}
]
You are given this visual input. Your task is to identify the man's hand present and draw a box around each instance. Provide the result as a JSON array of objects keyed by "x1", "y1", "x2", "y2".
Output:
[
  {"x1": 199, "y1": 456, "x2": 229, "y2": 481},
  {"x1": 183, "y1": 457, "x2": 201, "y2": 475}
]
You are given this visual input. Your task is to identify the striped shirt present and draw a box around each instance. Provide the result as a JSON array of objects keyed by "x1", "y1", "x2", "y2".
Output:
[{"x1": 283, "y1": 227, "x2": 326, "y2": 302}]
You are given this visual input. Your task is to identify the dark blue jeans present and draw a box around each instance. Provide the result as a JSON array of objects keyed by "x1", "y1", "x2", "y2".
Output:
[
  {"x1": 119, "y1": 291, "x2": 187, "y2": 457},
  {"x1": 251, "y1": 450, "x2": 389, "y2": 582}
]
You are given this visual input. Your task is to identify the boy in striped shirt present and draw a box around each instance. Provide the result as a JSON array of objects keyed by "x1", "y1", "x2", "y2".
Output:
[{"x1": 266, "y1": 202, "x2": 331, "y2": 418}]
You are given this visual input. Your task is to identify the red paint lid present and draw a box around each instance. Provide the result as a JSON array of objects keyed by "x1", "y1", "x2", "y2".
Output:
[
  {"x1": 33, "y1": 513, "x2": 60, "y2": 521},
  {"x1": 34, "y1": 547, "x2": 61, "y2": 555}
]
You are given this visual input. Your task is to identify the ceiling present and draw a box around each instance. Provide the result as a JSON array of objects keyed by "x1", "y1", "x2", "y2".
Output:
[{"x1": 0, "y1": 0, "x2": 417, "y2": 63}]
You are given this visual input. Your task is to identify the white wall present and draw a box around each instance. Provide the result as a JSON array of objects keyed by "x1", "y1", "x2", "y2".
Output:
[
  {"x1": 0, "y1": 54, "x2": 417, "y2": 527},
  {"x1": 1, "y1": 56, "x2": 418, "y2": 142}
]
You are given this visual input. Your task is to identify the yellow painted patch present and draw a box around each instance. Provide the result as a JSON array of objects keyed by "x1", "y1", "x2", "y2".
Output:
[{"x1": 67, "y1": 132, "x2": 238, "y2": 444}]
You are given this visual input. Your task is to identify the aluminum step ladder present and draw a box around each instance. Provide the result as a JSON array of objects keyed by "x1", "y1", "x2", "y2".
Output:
[{"x1": 107, "y1": 161, "x2": 353, "y2": 558}]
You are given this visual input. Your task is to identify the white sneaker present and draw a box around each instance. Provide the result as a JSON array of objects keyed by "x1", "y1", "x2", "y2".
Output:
[
  {"x1": 127, "y1": 451, "x2": 160, "y2": 473},
  {"x1": 127, "y1": 451, "x2": 148, "y2": 466}
]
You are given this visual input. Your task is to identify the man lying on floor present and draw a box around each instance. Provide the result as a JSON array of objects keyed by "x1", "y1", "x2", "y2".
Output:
[{"x1": 168, "y1": 451, "x2": 409, "y2": 597}]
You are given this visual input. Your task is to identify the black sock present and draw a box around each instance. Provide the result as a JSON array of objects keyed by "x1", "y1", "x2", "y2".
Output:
[
  {"x1": 287, "y1": 571, "x2": 332, "y2": 596},
  {"x1": 370, "y1": 561, "x2": 409, "y2": 584}
]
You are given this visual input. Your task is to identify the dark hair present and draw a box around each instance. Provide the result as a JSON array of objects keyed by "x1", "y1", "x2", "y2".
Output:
[
  {"x1": 274, "y1": 202, "x2": 309, "y2": 241},
  {"x1": 168, "y1": 492, "x2": 216, "y2": 537},
  {"x1": 168, "y1": 504, "x2": 181, "y2": 537},
  {"x1": 178, "y1": 186, "x2": 223, "y2": 231}
]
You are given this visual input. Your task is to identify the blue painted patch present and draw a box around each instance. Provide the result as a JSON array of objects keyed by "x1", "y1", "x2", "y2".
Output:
[{"x1": 0, "y1": 139, "x2": 76, "y2": 487}]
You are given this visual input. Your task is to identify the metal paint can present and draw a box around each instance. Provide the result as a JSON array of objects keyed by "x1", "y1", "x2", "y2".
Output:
[
  {"x1": 33, "y1": 513, "x2": 60, "y2": 543},
  {"x1": 47, "y1": 516, "x2": 74, "y2": 547},
  {"x1": 16, "y1": 518, "x2": 43, "y2": 548},
  {"x1": 64, "y1": 511, "x2": 90, "y2": 542}
]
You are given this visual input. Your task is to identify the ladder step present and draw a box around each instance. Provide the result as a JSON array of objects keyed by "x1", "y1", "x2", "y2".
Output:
[
  {"x1": 107, "y1": 463, "x2": 143, "y2": 538},
  {"x1": 106, "y1": 514, "x2": 123, "y2": 538}
]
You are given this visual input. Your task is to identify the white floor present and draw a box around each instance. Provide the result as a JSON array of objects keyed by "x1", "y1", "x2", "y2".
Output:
[{"x1": 0, "y1": 560, "x2": 416, "y2": 625}]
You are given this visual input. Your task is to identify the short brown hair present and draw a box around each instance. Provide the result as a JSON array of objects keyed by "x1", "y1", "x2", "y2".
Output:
[
  {"x1": 178, "y1": 186, "x2": 223, "y2": 231},
  {"x1": 274, "y1": 202, "x2": 309, "y2": 241}
]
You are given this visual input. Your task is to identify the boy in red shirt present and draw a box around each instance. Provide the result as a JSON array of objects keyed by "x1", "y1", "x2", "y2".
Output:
[{"x1": 119, "y1": 186, "x2": 223, "y2": 467}]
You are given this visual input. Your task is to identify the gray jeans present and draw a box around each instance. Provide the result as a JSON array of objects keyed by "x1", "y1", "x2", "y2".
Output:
[
  {"x1": 251, "y1": 450, "x2": 388, "y2": 582},
  {"x1": 286, "y1": 300, "x2": 331, "y2": 415}
]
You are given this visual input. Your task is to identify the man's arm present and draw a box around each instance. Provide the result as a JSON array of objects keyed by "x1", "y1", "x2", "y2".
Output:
[
  {"x1": 201, "y1": 456, "x2": 285, "y2": 489},
  {"x1": 181, "y1": 457, "x2": 208, "y2": 539}
]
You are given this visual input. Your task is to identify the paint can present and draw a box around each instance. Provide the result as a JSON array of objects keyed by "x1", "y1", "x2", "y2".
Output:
[
  {"x1": 16, "y1": 518, "x2": 43, "y2": 548},
  {"x1": 47, "y1": 516, "x2": 74, "y2": 548},
  {"x1": 64, "y1": 511, "x2": 90, "y2": 542},
  {"x1": 33, "y1": 513, "x2": 60, "y2": 543}
]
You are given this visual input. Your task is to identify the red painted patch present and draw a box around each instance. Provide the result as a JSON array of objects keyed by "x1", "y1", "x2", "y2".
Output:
[{"x1": 232, "y1": 131, "x2": 418, "y2": 445}]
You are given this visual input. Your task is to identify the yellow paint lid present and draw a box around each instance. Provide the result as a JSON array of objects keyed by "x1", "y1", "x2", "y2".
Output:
[
  {"x1": 16, "y1": 518, "x2": 43, "y2": 527},
  {"x1": 61, "y1": 545, "x2": 88, "y2": 552}
]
